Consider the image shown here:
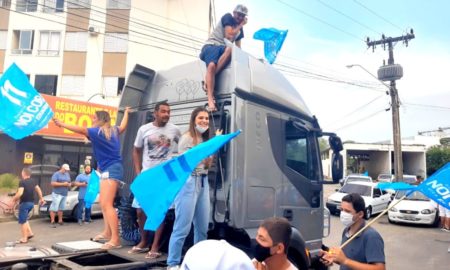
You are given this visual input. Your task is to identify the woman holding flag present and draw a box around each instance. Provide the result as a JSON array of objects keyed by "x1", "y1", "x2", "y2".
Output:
[
  {"x1": 53, "y1": 108, "x2": 130, "y2": 250},
  {"x1": 166, "y1": 107, "x2": 222, "y2": 269}
]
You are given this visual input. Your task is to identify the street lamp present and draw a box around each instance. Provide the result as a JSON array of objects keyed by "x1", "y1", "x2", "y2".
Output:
[
  {"x1": 87, "y1": 93, "x2": 105, "y2": 102},
  {"x1": 347, "y1": 63, "x2": 403, "y2": 181}
]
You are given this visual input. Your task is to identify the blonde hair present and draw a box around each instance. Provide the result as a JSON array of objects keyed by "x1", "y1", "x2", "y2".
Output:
[{"x1": 95, "y1": 111, "x2": 117, "y2": 140}]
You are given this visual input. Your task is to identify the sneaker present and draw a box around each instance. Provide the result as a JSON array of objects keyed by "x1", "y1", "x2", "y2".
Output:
[
  {"x1": 84, "y1": 220, "x2": 91, "y2": 224},
  {"x1": 58, "y1": 222, "x2": 64, "y2": 226},
  {"x1": 50, "y1": 222, "x2": 56, "y2": 228},
  {"x1": 78, "y1": 220, "x2": 83, "y2": 226},
  {"x1": 441, "y1": 228, "x2": 450, "y2": 232},
  {"x1": 167, "y1": 266, "x2": 180, "y2": 270}
]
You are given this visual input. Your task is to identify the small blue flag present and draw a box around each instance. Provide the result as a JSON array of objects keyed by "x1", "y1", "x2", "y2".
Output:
[
  {"x1": 0, "y1": 63, "x2": 53, "y2": 140},
  {"x1": 253, "y1": 28, "x2": 288, "y2": 64},
  {"x1": 131, "y1": 130, "x2": 241, "y2": 231},
  {"x1": 85, "y1": 171, "x2": 100, "y2": 208}
]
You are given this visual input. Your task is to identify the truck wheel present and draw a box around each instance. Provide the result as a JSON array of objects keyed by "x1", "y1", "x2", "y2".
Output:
[{"x1": 287, "y1": 247, "x2": 309, "y2": 270}]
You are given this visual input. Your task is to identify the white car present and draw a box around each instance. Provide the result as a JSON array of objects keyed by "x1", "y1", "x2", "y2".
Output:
[
  {"x1": 326, "y1": 181, "x2": 391, "y2": 218},
  {"x1": 377, "y1": 173, "x2": 394, "y2": 183},
  {"x1": 339, "y1": 174, "x2": 372, "y2": 186},
  {"x1": 388, "y1": 190, "x2": 439, "y2": 226}
]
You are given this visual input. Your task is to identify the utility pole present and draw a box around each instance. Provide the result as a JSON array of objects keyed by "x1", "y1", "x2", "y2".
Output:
[{"x1": 366, "y1": 30, "x2": 415, "y2": 182}]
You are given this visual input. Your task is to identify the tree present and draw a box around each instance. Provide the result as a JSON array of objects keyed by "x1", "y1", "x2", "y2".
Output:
[{"x1": 426, "y1": 146, "x2": 450, "y2": 176}]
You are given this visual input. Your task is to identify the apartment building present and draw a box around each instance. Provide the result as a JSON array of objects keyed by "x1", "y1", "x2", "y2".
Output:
[{"x1": 0, "y1": 0, "x2": 209, "y2": 174}]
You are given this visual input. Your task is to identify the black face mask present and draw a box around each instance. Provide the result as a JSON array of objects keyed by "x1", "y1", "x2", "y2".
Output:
[{"x1": 253, "y1": 242, "x2": 272, "y2": 262}]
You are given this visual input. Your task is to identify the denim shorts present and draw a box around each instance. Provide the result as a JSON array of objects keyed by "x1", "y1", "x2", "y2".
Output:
[
  {"x1": 100, "y1": 162, "x2": 124, "y2": 182},
  {"x1": 18, "y1": 202, "x2": 34, "y2": 224},
  {"x1": 200, "y1": 44, "x2": 226, "y2": 65},
  {"x1": 49, "y1": 193, "x2": 67, "y2": 212}
]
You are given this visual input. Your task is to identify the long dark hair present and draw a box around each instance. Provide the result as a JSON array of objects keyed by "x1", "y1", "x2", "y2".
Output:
[{"x1": 187, "y1": 107, "x2": 210, "y2": 145}]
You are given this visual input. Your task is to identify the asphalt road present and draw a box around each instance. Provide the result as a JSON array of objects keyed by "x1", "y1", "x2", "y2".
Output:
[{"x1": 0, "y1": 185, "x2": 449, "y2": 269}]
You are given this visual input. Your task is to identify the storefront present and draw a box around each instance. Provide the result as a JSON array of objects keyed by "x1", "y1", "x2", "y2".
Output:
[{"x1": 0, "y1": 94, "x2": 118, "y2": 178}]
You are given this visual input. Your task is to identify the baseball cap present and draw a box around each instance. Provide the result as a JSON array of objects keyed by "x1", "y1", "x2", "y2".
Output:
[
  {"x1": 180, "y1": 240, "x2": 254, "y2": 270},
  {"x1": 234, "y1": 4, "x2": 248, "y2": 16},
  {"x1": 62, "y1": 164, "x2": 70, "y2": 171}
]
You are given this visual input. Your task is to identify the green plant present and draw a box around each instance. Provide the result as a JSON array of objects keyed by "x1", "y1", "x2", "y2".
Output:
[{"x1": 0, "y1": 173, "x2": 19, "y2": 190}]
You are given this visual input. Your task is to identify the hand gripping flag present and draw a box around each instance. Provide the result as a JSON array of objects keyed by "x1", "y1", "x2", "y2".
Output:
[
  {"x1": 377, "y1": 162, "x2": 450, "y2": 210},
  {"x1": 0, "y1": 63, "x2": 53, "y2": 140},
  {"x1": 84, "y1": 171, "x2": 100, "y2": 208},
  {"x1": 131, "y1": 130, "x2": 241, "y2": 231},
  {"x1": 253, "y1": 28, "x2": 288, "y2": 64}
]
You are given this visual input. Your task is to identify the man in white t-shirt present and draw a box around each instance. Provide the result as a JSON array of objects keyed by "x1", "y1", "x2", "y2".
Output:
[{"x1": 128, "y1": 101, "x2": 181, "y2": 258}]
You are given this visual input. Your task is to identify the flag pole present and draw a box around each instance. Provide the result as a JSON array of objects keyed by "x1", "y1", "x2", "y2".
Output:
[{"x1": 340, "y1": 190, "x2": 414, "y2": 249}]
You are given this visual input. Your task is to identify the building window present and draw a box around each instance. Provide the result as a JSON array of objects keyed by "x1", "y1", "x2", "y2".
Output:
[
  {"x1": 0, "y1": 31, "x2": 7, "y2": 50},
  {"x1": 61, "y1": 75, "x2": 85, "y2": 96},
  {"x1": 67, "y1": 0, "x2": 90, "y2": 8},
  {"x1": 106, "y1": 0, "x2": 130, "y2": 9},
  {"x1": 12, "y1": 30, "x2": 34, "y2": 55},
  {"x1": 104, "y1": 76, "x2": 125, "y2": 97},
  {"x1": 39, "y1": 31, "x2": 60, "y2": 56},
  {"x1": 35, "y1": 75, "x2": 58, "y2": 96},
  {"x1": 0, "y1": 0, "x2": 12, "y2": 8},
  {"x1": 64, "y1": 32, "x2": 88, "y2": 51},
  {"x1": 104, "y1": 33, "x2": 128, "y2": 53},
  {"x1": 16, "y1": 0, "x2": 38, "y2": 12},
  {"x1": 43, "y1": 0, "x2": 64, "y2": 13}
]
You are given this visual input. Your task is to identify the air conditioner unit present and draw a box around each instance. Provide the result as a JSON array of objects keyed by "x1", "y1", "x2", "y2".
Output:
[{"x1": 88, "y1": 26, "x2": 99, "y2": 36}]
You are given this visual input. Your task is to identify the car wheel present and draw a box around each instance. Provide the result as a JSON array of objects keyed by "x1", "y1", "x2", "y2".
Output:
[
  {"x1": 365, "y1": 207, "x2": 372, "y2": 219},
  {"x1": 388, "y1": 217, "x2": 394, "y2": 224},
  {"x1": 431, "y1": 213, "x2": 440, "y2": 227},
  {"x1": 72, "y1": 204, "x2": 79, "y2": 220}
]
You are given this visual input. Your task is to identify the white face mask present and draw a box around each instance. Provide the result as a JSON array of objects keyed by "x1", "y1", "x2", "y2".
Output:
[
  {"x1": 195, "y1": 125, "x2": 208, "y2": 134},
  {"x1": 340, "y1": 211, "x2": 355, "y2": 227}
]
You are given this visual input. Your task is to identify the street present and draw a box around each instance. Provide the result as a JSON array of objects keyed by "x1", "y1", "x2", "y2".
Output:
[{"x1": 0, "y1": 186, "x2": 449, "y2": 269}]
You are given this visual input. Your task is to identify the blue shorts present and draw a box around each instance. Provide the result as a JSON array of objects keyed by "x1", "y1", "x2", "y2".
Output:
[
  {"x1": 49, "y1": 193, "x2": 67, "y2": 212},
  {"x1": 100, "y1": 162, "x2": 124, "y2": 182},
  {"x1": 18, "y1": 202, "x2": 34, "y2": 224},
  {"x1": 200, "y1": 44, "x2": 226, "y2": 65}
]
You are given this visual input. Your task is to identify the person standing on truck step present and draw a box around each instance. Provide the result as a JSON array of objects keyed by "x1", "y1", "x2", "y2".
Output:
[
  {"x1": 199, "y1": 4, "x2": 248, "y2": 111},
  {"x1": 12, "y1": 167, "x2": 45, "y2": 244},
  {"x1": 73, "y1": 165, "x2": 92, "y2": 225},
  {"x1": 53, "y1": 108, "x2": 130, "y2": 250},
  {"x1": 49, "y1": 163, "x2": 71, "y2": 228},
  {"x1": 166, "y1": 107, "x2": 222, "y2": 269},
  {"x1": 319, "y1": 193, "x2": 385, "y2": 270},
  {"x1": 252, "y1": 217, "x2": 301, "y2": 270},
  {"x1": 128, "y1": 101, "x2": 181, "y2": 258}
]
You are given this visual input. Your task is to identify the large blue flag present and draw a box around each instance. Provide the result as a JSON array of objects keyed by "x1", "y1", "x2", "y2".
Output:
[
  {"x1": 253, "y1": 28, "x2": 288, "y2": 64},
  {"x1": 377, "y1": 162, "x2": 450, "y2": 210},
  {"x1": 0, "y1": 63, "x2": 53, "y2": 140},
  {"x1": 84, "y1": 170, "x2": 100, "y2": 208},
  {"x1": 131, "y1": 130, "x2": 241, "y2": 231}
]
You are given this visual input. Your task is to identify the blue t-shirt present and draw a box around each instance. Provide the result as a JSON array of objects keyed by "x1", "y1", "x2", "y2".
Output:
[
  {"x1": 51, "y1": 171, "x2": 70, "y2": 196},
  {"x1": 87, "y1": 126, "x2": 122, "y2": 170},
  {"x1": 340, "y1": 222, "x2": 385, "y2": 270},
  {"x1": 75, "y1": 173, "x2": 90, "y2": 199}
]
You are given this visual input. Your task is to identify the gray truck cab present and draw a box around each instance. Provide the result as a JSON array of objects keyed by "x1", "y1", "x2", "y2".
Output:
[{"x1": 117, "y1": 45, "x2": 343, "y2": 269}]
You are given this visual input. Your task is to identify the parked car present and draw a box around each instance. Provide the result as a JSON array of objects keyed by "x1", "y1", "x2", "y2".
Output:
[
  {"x1": 326, "y1": 181, "x2": 391, "y2": 218},
  {"x1": 339, "y1": 174, "x2": 372, "y2": 186},
  {"x1": 39, "y1": 186, "x2": 101, "y2": 220},
  {"x1": 399, "y1": 174, "x2": 418, "y2": 185},
  {"x1": 388, "y1": 190, "x2": 439, "y2": 226},
  {"x1": 377, "y1": 173, "x2": 394, "y2": 183}
]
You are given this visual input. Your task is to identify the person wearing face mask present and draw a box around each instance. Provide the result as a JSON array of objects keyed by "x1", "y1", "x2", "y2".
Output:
[
  {"x1": 320, "y1": 193, "x2": 385, "y2": 270},
  {"x1": 166, "y1": 107, "x2": 222, "y2": 270},
  {"x1": 253, "y1": 217, "x2": 301, "y2": 270}
]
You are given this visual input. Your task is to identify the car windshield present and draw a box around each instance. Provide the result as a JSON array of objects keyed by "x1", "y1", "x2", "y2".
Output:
[
  {"x1": 378, "y1": 174, "x2": 391, "y2": 180},
  {"x1": 402, "y1": 176, "x2": 417, "y2": 183},
  {"x1": 347, "y1": 176, "x2": 370, "y2": 182},
  {"x1": 340, "y1": 184, "x2": 371, "y2": 197},
  {"x1": 395, "y1": 190, "x2": 429, "y2": 201}
]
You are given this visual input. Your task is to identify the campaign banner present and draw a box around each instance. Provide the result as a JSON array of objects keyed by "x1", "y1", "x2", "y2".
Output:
[{"x1": 0, "y1": 63, "x2": 53, "y2": 140}]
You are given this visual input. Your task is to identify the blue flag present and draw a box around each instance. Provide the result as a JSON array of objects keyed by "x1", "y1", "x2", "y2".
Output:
[
  {"x1": 85, "y1": 171, "x2": 100, "y2": 208},
  {"x1": 131, "y1": 130, "x2": 241, "y2": 231},
  {"x1": 0, "y1": 63, "x2": 53, "y2": 140},
  {"x1": 253, "y1": 28, "x2": 288, "y2": 64},
  {"x1": 377, "y1": 163, "x2": 450, "y2": 210}
]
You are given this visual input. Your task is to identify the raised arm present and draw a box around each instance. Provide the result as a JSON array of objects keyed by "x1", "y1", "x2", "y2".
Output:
[
  {"x1": 53, "y1": 118, "x2": 88, "y2": 136},
  {"x1": 118, "y1": 107, "x2": 131, "y2": 134}
]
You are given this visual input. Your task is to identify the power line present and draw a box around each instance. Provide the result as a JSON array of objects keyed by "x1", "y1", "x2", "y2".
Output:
[
  {"x1": 333, "y1": 108, "x2": 386, "y2": 131},
  {"x1": 315, "y1": 0, "x2": 381, "y2": 35},
  {"x1": 276, "y1": 0, "x2": 365, "y2": 42},
  {"x1": 403, "y1": 103, "x2": 450, "y2": 111},
  {"x1": 351, "y1": 0, "x2": 404, "y2": 32}
]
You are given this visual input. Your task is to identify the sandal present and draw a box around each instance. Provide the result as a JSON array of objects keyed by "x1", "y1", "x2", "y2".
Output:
[
  {"x1": 91, "y1": 234, "x2": 110, "y2": 242},
  {"x1": 127, "y1": 246, "x2": 149, "y2": 254},
  {"x1": 15, "y1": 239, "x2": 28, "y2": 244},
  {"x1": 145, "y1": 251, "x2": 162, "y2": 259},
  {"x1": 27, "y1": 235, "x2": 34, "y2": 240},
  {"x1": 101, "y1": 242, "x2": 122, "y2": 250}
]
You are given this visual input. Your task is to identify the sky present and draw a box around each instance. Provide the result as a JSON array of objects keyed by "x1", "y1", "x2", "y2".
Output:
[{"x1": 214, "y1": 0, "x2": 450, "y2": 143}]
